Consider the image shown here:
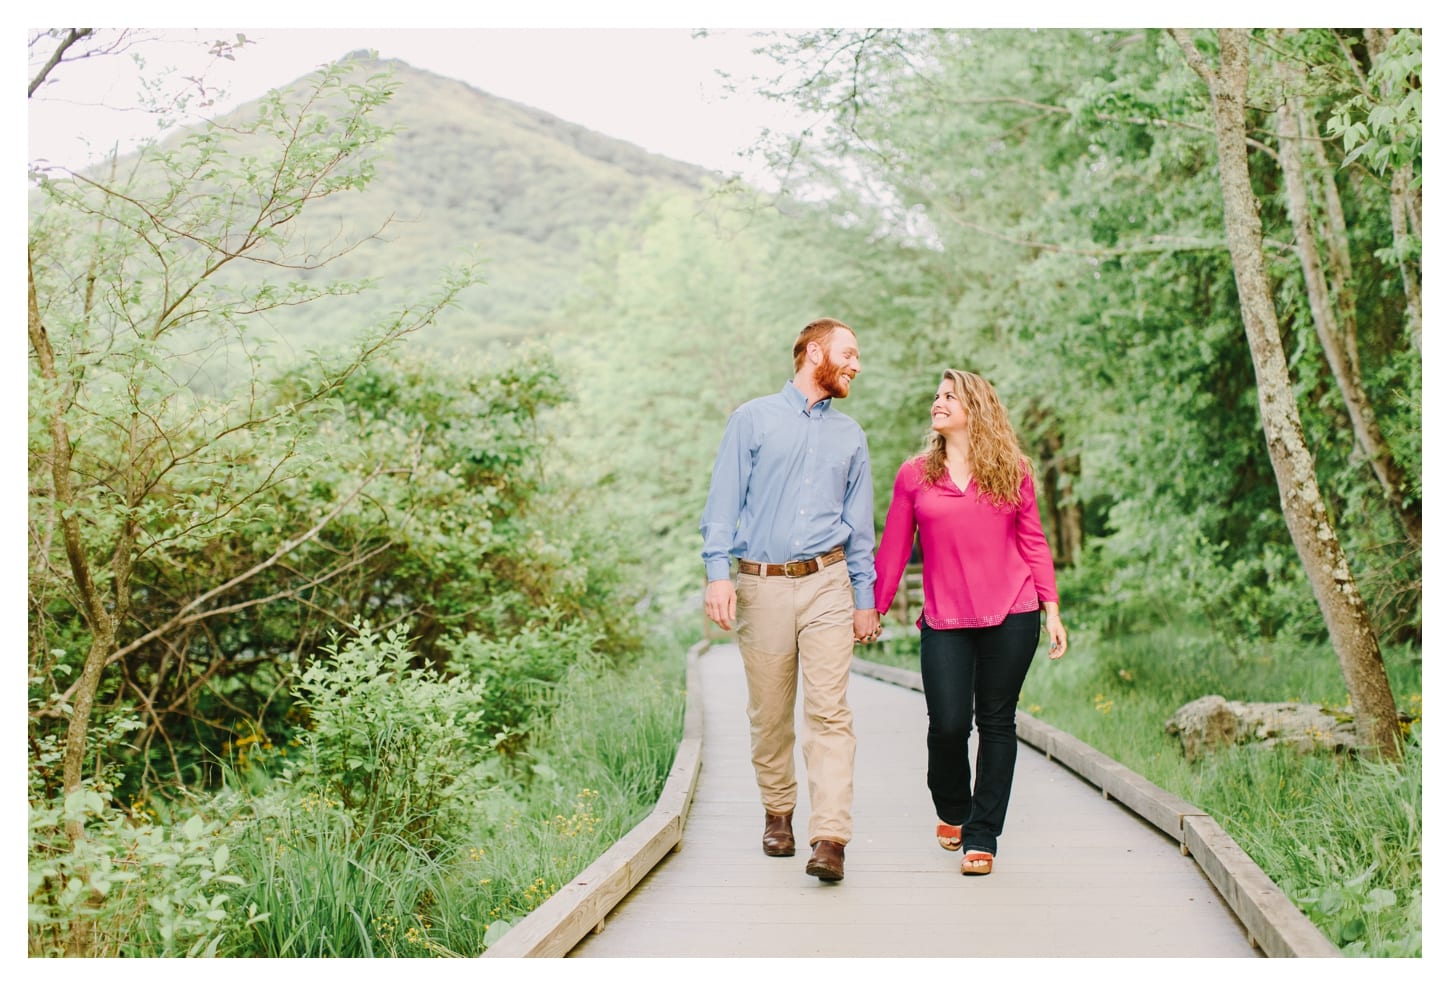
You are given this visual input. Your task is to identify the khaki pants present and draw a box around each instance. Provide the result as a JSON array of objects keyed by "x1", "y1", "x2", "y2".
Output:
[{"x1": 735, "y1": 562, "x2": 855, "y2": 846}]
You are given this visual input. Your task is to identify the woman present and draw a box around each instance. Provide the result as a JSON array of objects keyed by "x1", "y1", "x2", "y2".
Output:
[{"x1": 873, "y1": 369, "x2": 1068, "y2": 876}]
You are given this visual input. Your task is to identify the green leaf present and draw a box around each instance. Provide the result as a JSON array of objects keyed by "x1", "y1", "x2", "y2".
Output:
[
  {"x1": 1365, "y1": 888, "x2": 1397, "y2": 912},
  {"x1": 1345, "y1": 864, "x2": 1378, "y2": 888},
  {"x1": 62, "y1": 788, "x2": 105, "y2": 823},
  {"x1": 1317, "y1": 885, "x2": 1346, "y2": 915},
  {"x1": 483, "y1": 920, "x2": 513, "y2": 948},
  {"x1": 1339, "y1": 916, "x2": 1366, "y2": 942}
]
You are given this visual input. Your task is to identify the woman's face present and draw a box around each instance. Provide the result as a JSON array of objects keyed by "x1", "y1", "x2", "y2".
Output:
[{"x1": 930, "y1": 379, "x2": 967, "y2": 435}]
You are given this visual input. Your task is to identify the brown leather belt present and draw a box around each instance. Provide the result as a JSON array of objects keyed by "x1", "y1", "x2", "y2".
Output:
[{"x1": 737, "y1": 546, "x2": 846, "y2": 578}]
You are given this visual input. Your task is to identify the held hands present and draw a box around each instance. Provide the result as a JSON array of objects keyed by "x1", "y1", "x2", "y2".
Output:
[
  {"x1": 704, "y1": 579, "x2": 737, "y2": 631},
  {"x1": 853, "y1": 608, "x2": 882, "y2": 644}
]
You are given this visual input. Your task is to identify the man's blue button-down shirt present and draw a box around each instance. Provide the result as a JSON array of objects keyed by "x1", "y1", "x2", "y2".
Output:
[{"x1": 700, "y1": 381, "x2": 876, "y2": 610}]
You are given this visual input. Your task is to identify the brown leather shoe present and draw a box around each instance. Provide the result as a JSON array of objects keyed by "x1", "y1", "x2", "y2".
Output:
[
  {"x1": 762, "y1": 811, "x2": 795, "y2": 857},
  {"x1": 806, "y1": 839, "x2": 845, "y2": 881}
]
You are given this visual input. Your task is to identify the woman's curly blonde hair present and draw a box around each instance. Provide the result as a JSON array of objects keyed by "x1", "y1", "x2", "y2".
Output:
[{"x1": 920, "y1": 369, "x2": 1031, "y2": 507}]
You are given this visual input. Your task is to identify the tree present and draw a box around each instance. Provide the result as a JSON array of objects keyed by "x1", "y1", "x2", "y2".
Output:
[
  {"x1": 29, "y1": 31, "x2": 473, "y2": 851},
  {"x1": 1329, "y1": 29, "x2": 1422, "y2": 354},
  {"x1": 555, "y1": 190, "x2": 827, "y2": 602},
  {"x1": 1170, "y1": 28, "x2": 1401, "y2": 760},
  {"x1": 1272, "y1": 29, "x2": 1419, "y2": 551},
  {"x1": 740, "y1": 26, "x2": 1416, "y2": 671}
]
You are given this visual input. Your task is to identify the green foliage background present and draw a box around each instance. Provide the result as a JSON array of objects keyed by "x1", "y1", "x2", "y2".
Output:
[{"x1": 28, "y1": 29, "x2": 1420, "y2": 957}]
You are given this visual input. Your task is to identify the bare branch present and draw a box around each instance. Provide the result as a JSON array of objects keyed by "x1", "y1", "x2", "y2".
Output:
[
  {"x1": 101, "y1": 463, "x2": 396, "y2": 667},
  {"x1": 28, "y1": 29, "x2": 95, "y2": 98}
]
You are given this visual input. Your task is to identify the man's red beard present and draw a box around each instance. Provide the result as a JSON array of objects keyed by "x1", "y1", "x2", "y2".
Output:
[{"x1": 814, "y1": 353, "x2": 853, "y2": 399}]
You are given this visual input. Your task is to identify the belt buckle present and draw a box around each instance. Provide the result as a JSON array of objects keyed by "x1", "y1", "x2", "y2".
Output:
[{"x1": 784, "y1": 559, "x2": 813, "y2": 577}]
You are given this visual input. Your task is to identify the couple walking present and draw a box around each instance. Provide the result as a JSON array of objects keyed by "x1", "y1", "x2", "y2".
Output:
[{"x1": 700, "y1": 318, "x2": 1068, "y2": 882}]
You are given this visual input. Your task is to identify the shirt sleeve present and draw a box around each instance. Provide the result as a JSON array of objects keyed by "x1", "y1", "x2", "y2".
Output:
[
  {"x1": 841, "y1": 426, "x2": 877, "y2": 610},
  {"x1": 699, "y1": 408, "x2": 752, "y2": 583},
  {"x1": 873, "y1": 460, "x2": 918, "y2": 613},
  {"x1": 1014, "y1": 470, "x2": 1059, "y2": 605}
]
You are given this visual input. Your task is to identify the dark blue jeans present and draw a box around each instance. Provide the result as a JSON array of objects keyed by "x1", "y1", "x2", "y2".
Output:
[{"x1": 919, "y1": 611, "x2": 1041, "y2": 855}]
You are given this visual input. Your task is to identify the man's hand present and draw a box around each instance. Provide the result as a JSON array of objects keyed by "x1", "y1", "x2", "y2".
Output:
[
  {"x1": 853, "y1": 608, "x2": 881, "y2": 644},
  {"x1": 705, "y1": 579, "x2": 737, "y2": 631}
]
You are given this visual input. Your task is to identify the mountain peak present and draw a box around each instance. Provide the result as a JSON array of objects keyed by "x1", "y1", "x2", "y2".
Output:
[{"x1": 252, "y1": 50, "x2": 717, "y2": 345}]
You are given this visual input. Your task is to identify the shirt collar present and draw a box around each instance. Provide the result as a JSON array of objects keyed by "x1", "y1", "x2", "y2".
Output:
[{"x1": 783, "y1": 380, "x2": 831, "y2": 415}]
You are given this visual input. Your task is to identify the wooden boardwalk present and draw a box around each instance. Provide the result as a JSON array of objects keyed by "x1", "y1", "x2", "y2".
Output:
[{"x1": 487, "y1": 640, "x2": 1340, "y2": 959}]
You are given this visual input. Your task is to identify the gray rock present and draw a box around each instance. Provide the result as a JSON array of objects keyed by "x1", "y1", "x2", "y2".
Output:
[
  {"x1": 1163, "y1": 695, "x2": 1240, "y2": 762},
  {"x1": 1165, "y1": 695, "x2": 1359, "y2": 760}
]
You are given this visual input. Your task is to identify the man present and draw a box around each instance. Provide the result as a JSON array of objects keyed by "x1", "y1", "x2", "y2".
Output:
[{"x1": 700, "y1": 317, "x2": 882, "y2": 883}]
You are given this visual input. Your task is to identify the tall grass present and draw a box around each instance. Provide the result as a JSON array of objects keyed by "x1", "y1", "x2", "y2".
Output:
[
  {"x1": 437, "y1": 627, "x2": 688, "y2": 953},
  {"x1": 1185, "y1": 739, "x2": 1422, "y2": 956},
  {"x1": 219, "y1": 623, "x2": 687, "y2": 957},
  {"x1": 862, "y1": 621, "x2": 1422, "y2": 957},
  {"x1": 228, "y1": 795, "x2": 450, "y2": 957}
]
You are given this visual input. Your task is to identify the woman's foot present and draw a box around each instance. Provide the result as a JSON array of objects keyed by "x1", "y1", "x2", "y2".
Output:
[
  {"x1": 961, "y1": 850, "x2": 993, "y2": 876},
  {"x1": 935, "y1": 821, "x2": 962, "y2": 851}
]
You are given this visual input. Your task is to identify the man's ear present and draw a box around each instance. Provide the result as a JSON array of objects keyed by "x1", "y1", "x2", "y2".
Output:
[{"x1": 805, "y1": 340, "x2": 823, "y2": 365}]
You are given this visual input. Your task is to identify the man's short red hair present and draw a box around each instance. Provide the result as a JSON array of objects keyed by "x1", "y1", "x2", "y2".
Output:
[{"x1": 792, "y1": 318, "x2": 855, "y2": 372}]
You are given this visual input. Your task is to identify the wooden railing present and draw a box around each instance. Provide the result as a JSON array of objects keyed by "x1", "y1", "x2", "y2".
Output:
[
  {"x1": 887, "y1": 563, "x2": 923, "y2": 628},
  {"x1": 850, "y1": 658, "x2": 1342, "y2": 958},
  {"x1": 483, "y1": 638, "x2": 1340, "y2": 958},
  {"x1": 482, "y1": 641, "x2": 707, "y2": 958}
]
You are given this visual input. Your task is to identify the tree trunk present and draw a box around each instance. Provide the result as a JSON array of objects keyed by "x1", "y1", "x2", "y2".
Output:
[
  {"x1": 1030, "y1": 412, "x2": 1082, "y2": 567},
  {"x1": 1273, "y1": 46, "x2": 1420, "y2": 550},
  {"x1": 1365, "y1": 28, "x2": 1422, "y2": 353},
  {"x1": 30, "y1": 252, "x2": 113, "y2": 956},
  {"x1": 29, "y1": 254, "x2": 116, "y2": 814},
  {"x1": 1171, "y1": 28, "x2": 1402, "y2": 761}
]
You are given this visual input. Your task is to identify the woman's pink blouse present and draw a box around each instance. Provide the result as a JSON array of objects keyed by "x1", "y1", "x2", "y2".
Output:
[{"x1": 873, "y1": 456, "x2": 1059, "y2": 628}]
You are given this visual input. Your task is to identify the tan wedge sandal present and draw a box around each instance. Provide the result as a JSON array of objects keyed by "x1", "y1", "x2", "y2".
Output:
[
  {"x1": 961, "y1": 850, "x2": 994, "y2": 876},
  {"x1": 935, "y1": 821, "x2": 962, "y2": 851}
]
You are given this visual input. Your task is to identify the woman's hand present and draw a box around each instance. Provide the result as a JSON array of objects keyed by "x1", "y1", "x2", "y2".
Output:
[{"x1": 1043, "y1": 605, "x2": 1068, "y2": 659}]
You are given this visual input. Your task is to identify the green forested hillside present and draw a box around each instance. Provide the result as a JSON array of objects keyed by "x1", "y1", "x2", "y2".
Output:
[{"x1": 198, "y1": 50, "x2": 715, "y2": 352}]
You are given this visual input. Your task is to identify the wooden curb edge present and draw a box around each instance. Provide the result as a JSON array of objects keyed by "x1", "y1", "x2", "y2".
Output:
[
  {"x1": 483, "y1": 645, "x2": 1340, "y2": 959},
  {"x1": 850, "y1": 656, "x2": 1342, "y2": 958},
  {"x1": 481, "y1": 639, "x2": 709, "y2": 958}
]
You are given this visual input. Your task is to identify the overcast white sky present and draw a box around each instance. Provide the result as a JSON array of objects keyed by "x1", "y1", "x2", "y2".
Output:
[
  {"x1": 27, "y1": 4, "x2": 1414, "y2": 180},
  {"x1": 27, "y1": 25, "x2": 814, "y2": 185}
]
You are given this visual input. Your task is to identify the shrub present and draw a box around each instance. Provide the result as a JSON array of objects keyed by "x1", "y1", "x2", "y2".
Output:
[
  {"x1": 290, "y1": 622, "x2": 499, "y2": 850},
  {"x1": 28, "y1": 787, "x2": 244, "y2": 957},
  {"x1": 442, "y1": 618, "x2": 604, "y2": 757}
]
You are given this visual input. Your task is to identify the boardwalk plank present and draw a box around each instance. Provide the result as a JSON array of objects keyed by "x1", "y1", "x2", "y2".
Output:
[{"x1": 566, "y1": 643, "x2": 1267, "y2": 958}]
